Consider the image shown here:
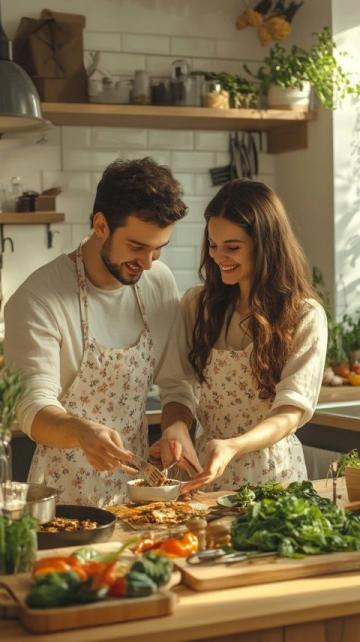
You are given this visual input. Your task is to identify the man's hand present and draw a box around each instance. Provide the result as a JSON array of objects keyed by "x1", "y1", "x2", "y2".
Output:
[
  {"x1": 77, "y1": 421, "x2": 138, "y2": 473},
  {"x1": 180, "y1": 438, "x2": 237, "y2": 493},
  {"x1": 149, "y1": 422, "x2": 202, "y2": 478}
]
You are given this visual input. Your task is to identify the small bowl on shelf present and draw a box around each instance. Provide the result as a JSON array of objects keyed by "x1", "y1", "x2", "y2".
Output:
[{"x1": 127, "y1": 478, "x2": 181, "y2": 503}]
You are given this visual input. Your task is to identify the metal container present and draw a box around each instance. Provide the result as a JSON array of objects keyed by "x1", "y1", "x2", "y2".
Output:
[
  {"x1": 1, "y1": 481, "x2": 57, "y2": 523},
  {"x1": 27, "y1": 483, "x2": 57, "y2": 523}
]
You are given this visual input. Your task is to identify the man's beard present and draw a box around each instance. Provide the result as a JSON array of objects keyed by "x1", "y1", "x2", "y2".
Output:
[{"x1": 100, "y1": 238, "x2": 143, "y2": 285}]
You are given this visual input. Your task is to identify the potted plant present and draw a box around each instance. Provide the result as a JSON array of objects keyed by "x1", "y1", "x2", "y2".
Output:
[
  {"x1": 341, "y1": 312, "x2": 360, "y2": 365},
  {"x1": 245, "y1": 27, "x2": 360, "y2": 110},
  {"x1": 337, "y1": 450, "x2": 360, "y2": 502}
]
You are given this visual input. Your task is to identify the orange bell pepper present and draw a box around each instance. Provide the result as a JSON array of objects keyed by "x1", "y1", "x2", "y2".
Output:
[
  {"x1": 33, "y1": 556, "x2": 88, "y2": 581},
  {"x1": 158, "y1": 532, "x2": 198, "y2": 558}
]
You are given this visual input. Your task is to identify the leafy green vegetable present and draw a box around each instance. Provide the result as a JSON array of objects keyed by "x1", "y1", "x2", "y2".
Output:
[
  {"x1": 231, "y1": 494, "x2": 360, "y2": 558},
  {"x1": 131, "y1": 551, "x2": 173, "y2": 587},
  {"x1": 233, "y1": 481, "x2": 287, "y2": 508}
]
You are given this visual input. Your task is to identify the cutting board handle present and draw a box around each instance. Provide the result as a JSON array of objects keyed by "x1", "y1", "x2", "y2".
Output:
[{"x1": 0, "y1": 581, "x2": 21, "y2": 619}]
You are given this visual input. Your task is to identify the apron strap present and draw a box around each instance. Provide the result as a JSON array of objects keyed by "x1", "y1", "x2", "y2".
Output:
[
  {"x1": 134, "y1": 283, "x2": 150, "y2": 330},
  {"x1": 75, "y1": 240, "x2": 90, "y2": 345}
]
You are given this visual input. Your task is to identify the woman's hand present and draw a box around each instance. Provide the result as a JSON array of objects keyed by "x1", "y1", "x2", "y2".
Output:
[
  {"x1": 149, "y1": 422, "x2": 202, "y2": 478},
  {"x1": 77, "y1": 420, "x2": 138, "y2": 473},
  {"x1": 180, "y1": 438, "x2": 238, "y2": 493}
]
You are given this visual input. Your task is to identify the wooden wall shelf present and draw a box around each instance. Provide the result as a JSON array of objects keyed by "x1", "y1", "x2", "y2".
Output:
[
  {"x1": 41, "y1": 102, "x2": 316, "y2": 153},
  {"x1": 0, "y1": 212, "x2": 64, "y2": 224},
  {"x1": 0, "y1": 212, "x2": 65, "y2": 251}
]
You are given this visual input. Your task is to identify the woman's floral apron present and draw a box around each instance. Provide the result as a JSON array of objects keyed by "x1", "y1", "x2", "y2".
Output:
[
  {"x1": 195, "y1": 343, "x2": 307, "y2": 491},
  {"x1": 28, "y1": 241, "x2": 155, "y2": 506}
]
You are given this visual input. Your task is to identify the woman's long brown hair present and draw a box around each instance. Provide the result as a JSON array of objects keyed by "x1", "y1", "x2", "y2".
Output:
[{"x1": 189, "y1": 179, "x2": 317, "y2": 399}]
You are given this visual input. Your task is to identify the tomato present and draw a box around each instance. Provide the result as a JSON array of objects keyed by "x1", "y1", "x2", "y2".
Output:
[
  {"x1": 108, "y1": 576, "x2": 127, "y2": 597},
  {"x1": 348, "y1": 371, "x2": 360, "y2": 386},
  {"x1": 133, "y1": 537, "x2": 165, "y2": 554},
  {"x1": 351, "y1": 362, "x2": 360, "y2": 375},
  {"x1": 333, "y1": 363, "x2": 350, "y2": 378}
]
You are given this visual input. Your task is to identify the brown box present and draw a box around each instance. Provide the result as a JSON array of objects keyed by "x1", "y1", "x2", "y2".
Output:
[{"x1": 35, "y1": 195, "x2": 57, "y2": 212}]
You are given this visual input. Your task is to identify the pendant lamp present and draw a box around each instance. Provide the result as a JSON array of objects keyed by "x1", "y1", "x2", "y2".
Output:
[{"x1": 0, "y1": 3, "x2": 45, "y2": 134}]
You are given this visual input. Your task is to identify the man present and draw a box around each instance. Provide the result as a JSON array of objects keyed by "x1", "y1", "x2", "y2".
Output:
[{"x1": 5, "y1": 158, "x2": 200, "y2": 506}]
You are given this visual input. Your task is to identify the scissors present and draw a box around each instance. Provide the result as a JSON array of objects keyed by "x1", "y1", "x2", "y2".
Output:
[{"x1": 187, "y1": 548, "x2": 275, "y2": 566}]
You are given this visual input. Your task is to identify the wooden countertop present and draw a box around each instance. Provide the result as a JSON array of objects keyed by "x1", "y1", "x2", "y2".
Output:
[
  {"x1": 2, "y1": 480, "x2": 360, "y2": 642},
  {"x1": 318, "y1": 385, "x2": 360, "y2": 403}
]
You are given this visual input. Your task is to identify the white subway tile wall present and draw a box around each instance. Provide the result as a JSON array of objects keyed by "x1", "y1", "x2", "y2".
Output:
[{"x1": 0, "y1": 0, "x2": 275, "y2": 303}]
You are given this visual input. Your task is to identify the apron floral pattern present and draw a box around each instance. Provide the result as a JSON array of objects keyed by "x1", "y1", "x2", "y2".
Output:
[
  {"x1": 28, "y1": 240, "x2": 155, "y2": 506},
  {"x1": 195, "y1": 343, "x2": 307, "y2": 491}
]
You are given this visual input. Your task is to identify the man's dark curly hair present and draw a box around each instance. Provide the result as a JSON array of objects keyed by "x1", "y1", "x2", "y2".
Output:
[{"x1": 92, "y1": 157, "x2": 187, "y2": 231}]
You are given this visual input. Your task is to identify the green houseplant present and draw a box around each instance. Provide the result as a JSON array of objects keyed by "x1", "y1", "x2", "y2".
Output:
[
  {"x1": 245, "y1": 26, "x2": 360, "y2": 110},
  {"x1": 336, "y1": 450, "x2": 360, "y2": 502}
]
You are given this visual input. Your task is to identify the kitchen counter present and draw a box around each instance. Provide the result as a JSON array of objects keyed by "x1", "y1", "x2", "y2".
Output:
[{"x1": 1, "y1": 480, "x2": 360, "y2": 642}]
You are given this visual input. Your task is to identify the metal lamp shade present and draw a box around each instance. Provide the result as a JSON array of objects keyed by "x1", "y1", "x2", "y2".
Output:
[{"x1": 0, "y1": 58, "x2": 44, "y2": 133}]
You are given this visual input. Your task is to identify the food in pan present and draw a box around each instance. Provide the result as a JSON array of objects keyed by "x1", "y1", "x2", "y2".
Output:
[{"x1": 39, "y1": 517, "x2": 98, "y2": 533}]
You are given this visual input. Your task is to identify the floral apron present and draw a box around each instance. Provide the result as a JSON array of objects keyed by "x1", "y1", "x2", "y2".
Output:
[
  {"x1": 28, "y1": 241, "x2": 155, "y2": 506},
  {"x1": 195, "y1": 343, "x2": 307, "y2": 491}
]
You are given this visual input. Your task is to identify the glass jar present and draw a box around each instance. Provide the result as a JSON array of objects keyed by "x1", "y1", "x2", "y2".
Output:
[
  {"x1": 132, "y1": 70, "x2": 150, "y2": 105},
  {"x1": 150, "y1": 78, "x2": 171, "y2": 105},
  {"x1": 171, "y1": 59, "x2": 191, "y2": 106},
  {"x1": 202, "y1": 80, "x2": 230, "y2": 109}
]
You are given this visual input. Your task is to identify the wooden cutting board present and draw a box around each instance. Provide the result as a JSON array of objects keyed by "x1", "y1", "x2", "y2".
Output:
[
  {"x1": 0, "y1": 542, "x2": 177, "y2": 633},
  {"x1": 175, "y1": 550, "x2": 360, "y2": 592},
  {"x1": 0, "y1": 574, "x2": 176, "y2": 633}
]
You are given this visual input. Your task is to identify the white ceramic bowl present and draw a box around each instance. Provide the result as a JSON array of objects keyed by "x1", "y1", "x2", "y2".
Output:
[{"x1": 127, "y1": 478, "x2": 181, "y2": 503}]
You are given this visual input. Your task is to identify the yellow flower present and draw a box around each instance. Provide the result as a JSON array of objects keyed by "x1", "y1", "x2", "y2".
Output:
[
  {"x1": 257, "y1": 25, "x2": 273, "y2": 46},
  {"x1": 246, "y1": 10, "x2": 264, "y2": 27},
  {"x1": 236, "y1": 12, "x2": 249, "y2": 30},
  {"x1": 265, "y1": 17, "x2": 291, "y2": 41}
]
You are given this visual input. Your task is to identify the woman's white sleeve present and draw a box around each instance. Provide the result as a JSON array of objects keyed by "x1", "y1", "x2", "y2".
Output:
[{"x1": 271, "y1": 302, "x2": 328, "y2": 426}]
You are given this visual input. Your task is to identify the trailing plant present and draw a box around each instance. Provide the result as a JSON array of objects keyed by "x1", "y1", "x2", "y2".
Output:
[{"x1": 245, "y1": 27, "x2": 360, "y2": 109}]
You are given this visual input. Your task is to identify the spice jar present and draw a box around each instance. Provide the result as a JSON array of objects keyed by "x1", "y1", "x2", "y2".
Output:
[{"x1": 203, "y1": 80, "x2": 230, "y2": 109}]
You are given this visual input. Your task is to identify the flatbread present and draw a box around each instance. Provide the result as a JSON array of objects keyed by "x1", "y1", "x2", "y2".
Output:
[{"x1": 106, "y1": 500, "x2": 207, "y2": 527}]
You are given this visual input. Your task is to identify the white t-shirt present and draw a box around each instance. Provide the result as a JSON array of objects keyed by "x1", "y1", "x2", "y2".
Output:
[
  {"x1": 4, "y1": 255, "x2": 194, "y2": 436},
  {"x1": 177, "y1": 286, "x2": 328, "y2": 426}
]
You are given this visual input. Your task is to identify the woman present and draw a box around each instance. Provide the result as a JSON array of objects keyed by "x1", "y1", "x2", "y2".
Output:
[{"x1": 166, "y1": 179, "x2": 327, "y2": 492}]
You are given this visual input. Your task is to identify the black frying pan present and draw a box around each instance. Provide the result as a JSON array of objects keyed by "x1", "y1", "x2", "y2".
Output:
[{"x1": 37, "y1": 504, "x2": 116, "y2": 550}]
